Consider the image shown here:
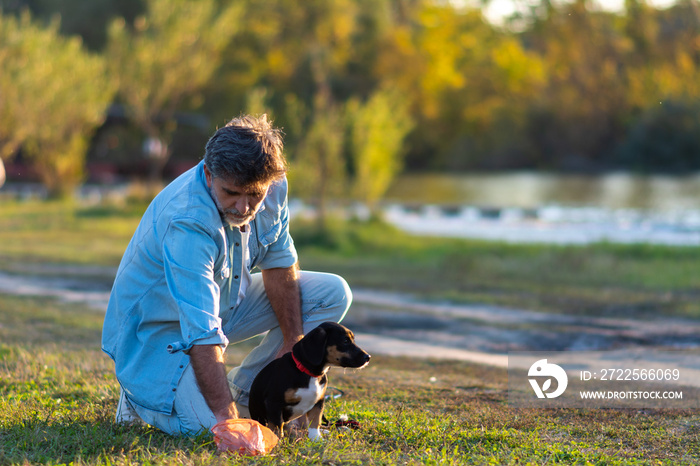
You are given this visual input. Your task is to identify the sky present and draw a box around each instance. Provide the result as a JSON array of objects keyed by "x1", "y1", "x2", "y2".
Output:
[{"x1": 478, "y1": 0, "x2": 679, "y2": 25}]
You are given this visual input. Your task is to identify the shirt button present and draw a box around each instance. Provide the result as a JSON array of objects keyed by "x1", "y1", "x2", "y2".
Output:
[
  {"x1": 235, "y1": 242, "x2": 240, "y2": 247},
  {"x1": 234, "y1": 275, "x2": 239, "y2": 279},
  {"x1": 172, "y1": 388, "x2": 177, "y2": 392}
]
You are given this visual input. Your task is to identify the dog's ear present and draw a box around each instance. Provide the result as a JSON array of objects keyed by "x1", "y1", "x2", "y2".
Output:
[{"x1": 296, "y1": 325, "x2": 328, "y2": 368}]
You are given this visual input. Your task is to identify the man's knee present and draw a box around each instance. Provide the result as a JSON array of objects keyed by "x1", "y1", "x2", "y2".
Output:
[
  {"x1": 300, "y1": 272, "x2": 353, "y2": 323},
  {"x1": 325, "y1": 273, "x2": 353, "y2": 316}
]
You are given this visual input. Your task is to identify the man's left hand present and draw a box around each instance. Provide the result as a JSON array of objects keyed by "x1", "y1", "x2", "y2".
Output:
[{"x1": 275, "y1": 334, "x2": 303, "y2": 358}]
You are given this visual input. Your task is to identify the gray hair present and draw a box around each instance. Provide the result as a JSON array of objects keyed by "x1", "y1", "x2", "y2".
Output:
[{"x1": 204, "y1": 114, "x2": 287, "y2": 186}]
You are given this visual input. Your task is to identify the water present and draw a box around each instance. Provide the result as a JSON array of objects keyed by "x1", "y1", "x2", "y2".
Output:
[
  {"x1": 382, "y1": 172, "x2": 700, "y2": 245},
  {"x1": 385, "y1": 172, "x2": 700, "y2": 210}
]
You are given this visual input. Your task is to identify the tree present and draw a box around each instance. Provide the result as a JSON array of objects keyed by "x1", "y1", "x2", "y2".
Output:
[
  {"x1": 230, "y1": 0, "x2": 363, "y2": 230},
  {"x1": 347, "y1": 87, "x2": 414, "y2": 210},
  {"x1": 520, "y1": 0, "x2": 632, "y2": 169},
  {"x1": 0, "y1": 0, "x2": 144, "y2": 50},
  {"x1": 287, "y1": 95, "x2": 348, "y2": 231},
  {"x1": 107, "y1": 0, "x2": 242, "y2": 184},
  {"x1": 242, "y1": 87, "x2": 348, "y2": 229},
  {"x1": 375, "y1": 1, "x2": 546, "y2": 170},
  {"x1": 0, "y1": 11, "x2": 114, "y2": 197}
]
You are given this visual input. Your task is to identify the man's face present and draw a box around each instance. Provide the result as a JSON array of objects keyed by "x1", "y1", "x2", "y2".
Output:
[{"x1": 204, "y1": 165, "x2": 269, "y2": 228}]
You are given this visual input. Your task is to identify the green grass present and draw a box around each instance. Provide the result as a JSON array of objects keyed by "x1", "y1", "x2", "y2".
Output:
[
  {"x1": 292, "y1": 218, "x2": 700, "y2": 318},
  {"x1": 0, "y1": 200, "x2": 146, "y2": 267},
  {"x1": 1, "y1": 199, "x2": 699, "y2": 318},
  {"x1": 1, "y1": 293, "x2": 700, "y2": 465},
  {"x1": 1, "y1": 199, "x2": 699, "y2": 463}
]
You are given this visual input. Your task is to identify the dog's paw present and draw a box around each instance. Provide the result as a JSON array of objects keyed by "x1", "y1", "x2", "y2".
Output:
[{"x1": 308, "y1": 428, "x2": 329, "y2": 441}]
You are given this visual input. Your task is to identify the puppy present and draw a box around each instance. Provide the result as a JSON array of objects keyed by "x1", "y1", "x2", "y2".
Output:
[{"x1": 249, "y1": 321, "x2": 370, "y2": 440}]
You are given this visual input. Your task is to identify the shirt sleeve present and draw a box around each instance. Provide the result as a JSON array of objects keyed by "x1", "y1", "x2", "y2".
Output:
[
  {"x1": 162, "y1": 218, "x2": 229, "y2": 353},
  {"x1": 256, "y1": 179, "x2": 298, "y2": 270}
]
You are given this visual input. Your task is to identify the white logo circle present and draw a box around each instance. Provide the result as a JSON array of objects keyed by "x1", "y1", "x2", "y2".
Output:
[{"x1": 528, "y1": 359, "x2": 568, "y2": 399}]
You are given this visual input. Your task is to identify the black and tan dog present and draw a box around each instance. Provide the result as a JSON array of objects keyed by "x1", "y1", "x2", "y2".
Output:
[{"x1": 249, "y1": 321, "x2": 370, "y2": 440}]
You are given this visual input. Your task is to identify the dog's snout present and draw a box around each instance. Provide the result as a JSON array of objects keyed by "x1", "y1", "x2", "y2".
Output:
[{"x1": 355, "y1": 351, "x2": 370, "y2": 369}]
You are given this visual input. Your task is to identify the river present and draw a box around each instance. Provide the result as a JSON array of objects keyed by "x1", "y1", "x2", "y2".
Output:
[
  {"x1": 379, "y1": 172, "x2": 700, "y2": 246},
  {"x1": 386, "y1": 172, "x2": 700, "y2": 210}
]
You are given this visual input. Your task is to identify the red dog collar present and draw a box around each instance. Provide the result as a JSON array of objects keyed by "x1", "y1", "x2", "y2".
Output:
[{"x1": 292, "y1": 352, "x2": 321, "y2": 378}]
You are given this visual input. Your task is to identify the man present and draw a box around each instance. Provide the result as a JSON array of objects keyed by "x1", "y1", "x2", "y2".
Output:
[{"x1": 102, "y1": 115, "x2": 352, "y2": 436}]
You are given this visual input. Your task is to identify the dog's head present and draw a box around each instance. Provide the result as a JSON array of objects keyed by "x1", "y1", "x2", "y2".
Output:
[{"x1": 294, "y1": 322, "x2": 371, "y2": 371}]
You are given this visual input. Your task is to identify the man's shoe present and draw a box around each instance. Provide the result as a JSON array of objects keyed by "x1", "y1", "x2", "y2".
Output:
[{"x1": 115, "y1": 390, "x2": 144, "y2": 426}]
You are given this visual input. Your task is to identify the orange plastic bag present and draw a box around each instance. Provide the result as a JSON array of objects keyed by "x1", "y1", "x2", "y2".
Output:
[{"x1": 211, "y1": 419, "x2": 279, "y2": 456}]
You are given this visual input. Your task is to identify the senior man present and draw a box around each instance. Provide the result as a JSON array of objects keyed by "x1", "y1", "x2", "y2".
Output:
[{"x1": 102, "y1": 115, "x2": 352, "y2": 436}]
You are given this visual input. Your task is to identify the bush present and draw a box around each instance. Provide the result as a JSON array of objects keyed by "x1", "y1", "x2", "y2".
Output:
[
  {"x1": 615, "y1": 101, "x2": 700, "y2": 172},
  {"x1": 0, "y1": 11, "x2": 115, "y2": 198}
]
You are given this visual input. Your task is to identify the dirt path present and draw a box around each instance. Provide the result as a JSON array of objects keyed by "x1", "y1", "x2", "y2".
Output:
[
  {"x1": 1, "y1": 268, "x2": 699, "y2": 367},
  {"x1": 347, "y1": 289, "x2": 700, "y2": 352}
]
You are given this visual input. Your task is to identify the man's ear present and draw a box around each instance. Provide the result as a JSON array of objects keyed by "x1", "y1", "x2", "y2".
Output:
[
  {"x1": 297, "y1": 325, "x2": 328, "y2": 368},
  {"x1": 203, "y1": 164, "x2": 212, "y2": 187}
]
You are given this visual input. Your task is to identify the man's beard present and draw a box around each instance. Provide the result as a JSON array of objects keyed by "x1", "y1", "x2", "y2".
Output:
[{"x1": 210, "y1": 187, "x2": 256, "y2": 228}]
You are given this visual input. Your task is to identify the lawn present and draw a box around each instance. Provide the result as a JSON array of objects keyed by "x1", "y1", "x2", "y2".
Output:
[
  {"x1": 2, "y1": 199, "x2": 700, "y2": 463},
  {"x1": 1, "y1": 293, "x2": 699, "y2": 465}
]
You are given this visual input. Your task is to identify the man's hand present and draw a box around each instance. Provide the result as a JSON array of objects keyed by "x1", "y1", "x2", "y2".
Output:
[
  {"x1": 275, "y1": 334, "x2": 303, "y2": 359},
  {"x1": 262, "y1": 264, "x2": 304, "y2": 359},
  {"x1": 189, "y1": 344, "x2": 238, "y2": 423},
  {"x1": 212, "y1": 419, "x2": 279, "y2": 456}
]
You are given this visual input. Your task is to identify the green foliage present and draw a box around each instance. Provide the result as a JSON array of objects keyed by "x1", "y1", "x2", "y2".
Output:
[
  {"x1": 616, "y1": 101, "x2": 700, "y2": 172},
  {"x1": 3, "y1": 0, "x2": 700, "y2": 196},
  {"x1": 0, "y1": 11, "x2": 114, "y2": 197},
  {"x1": 375, "y1": 2, "x2": 548, "y2": 170},
  {"x1": 288, "y1": 100, "x2": 347, "y2": 221},
  {"x1": 0, "y1": 0, "x2": 144, "y2": 50},
  {"x1": 520, "y1": 1, "x2": 632, "y2": 168},
  {"x1": 288, "y1": 87, "x2": 414, "y2": 227},
  {"x1": 347, "y1": 87, "x2": 414, "y2": 208},
  {"x1": 107, "y1": 0, "x2": 242, "y2": 180},
  {"x1": 237, "y1": 0, "x2": 699, "y2": 173}
]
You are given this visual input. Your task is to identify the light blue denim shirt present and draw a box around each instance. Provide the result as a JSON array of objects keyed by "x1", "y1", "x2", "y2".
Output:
[{"x1": 102, "y1": 161, "x2": 298, "y2": 414}]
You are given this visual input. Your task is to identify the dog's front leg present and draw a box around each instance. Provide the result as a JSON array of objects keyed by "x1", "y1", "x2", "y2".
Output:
[
  {"x1": 271, "y1": 423, "x2": 284, "y2": 439},
  {"x1": 307, "y1": 399, "x2": 324, "y2": 441},
  {"x1": 266, "y1": 404, "x2": 286, "y2": 439}
]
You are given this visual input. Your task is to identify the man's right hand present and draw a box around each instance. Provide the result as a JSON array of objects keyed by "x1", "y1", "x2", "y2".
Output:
[
  {"x1": 211, "y1": 419, "x2": 279, "y2": 455},
  {"x1": 213, "y1": 402, "x2": 239, "y2": 424}
]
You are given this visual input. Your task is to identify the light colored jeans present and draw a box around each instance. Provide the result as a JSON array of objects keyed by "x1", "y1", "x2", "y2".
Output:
[{"x1": 116, "y1": 271, "x2": 352, "y2": 436}]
